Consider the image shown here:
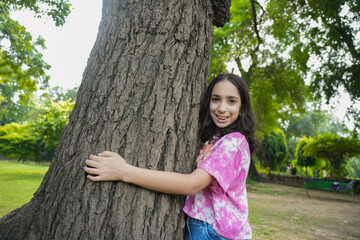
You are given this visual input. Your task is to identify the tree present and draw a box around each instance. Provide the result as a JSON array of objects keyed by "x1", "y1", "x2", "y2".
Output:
[
  {"x1": 293, "y1": 137, "x2": 322, "y2": 176},
  {"x1": 0, "y1": 83, "x2": 37, "y2": 125},
  {"x1": 211, "y1": 0, "x2": 308, "y2": 135},
  {"x1": 286, "y1": 110, "x2": 347, "y2": 138},
  {"x1": 262, "y1": 128, "x2": 289, "y2": 171},
  {"x1": 0, "y1": 0, "x2": 231, "y2": 239},
  {"x1": 304, "y1": 132, "x2": 360, "y2": 178},
  {"x1": 0, "y1": 0, "x2": 71, "y2": 119},
  {"x1": 46, "y1": 86, "x2": 79, "y2": 103},
  {"x1": 285, "y1": 109, "x2": 348, "y2": 160},
  {"x1": 211, "y1": 0, "x2": 360, "y2": 133}
]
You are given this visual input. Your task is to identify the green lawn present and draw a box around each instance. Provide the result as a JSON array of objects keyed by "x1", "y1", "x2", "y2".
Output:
[{"x1": 0, "y1": 160, "x2": 49, "y2": 218}]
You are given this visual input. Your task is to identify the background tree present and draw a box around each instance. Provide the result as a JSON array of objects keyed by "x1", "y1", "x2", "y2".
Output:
[
  {"x1": 0, "y1": 83, "x2": 36, "y2": 124},
  {"x1": 0, "y1": 0, "x2": 232, "y2": 239},
  {"x1": 0, "y1": 0, "x2": 71, "y2": 123},
  {"x1": 211, "y1": 0, "x2": 360, "y2": 133},
  {"x1": 0, "y1": 89, "x2": 75, "y2": 162},
  {"x1": 211, "y1": 0, "x2": 308, "y2": 135},
  {"x1": 285, "y1": 109, "x2": 348, "y2": 161}
]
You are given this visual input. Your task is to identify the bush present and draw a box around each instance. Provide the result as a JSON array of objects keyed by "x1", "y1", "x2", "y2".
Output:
[
  {"x1": 262, "y1": 128, "x2": 289, "y2": 171},
  {"x1": 0, "y1": 123, "x2": 37, "y2": 160},
  {"x1": 305, "y1": 133, "x2": 360, "y2": 178},
  {"x1": 293, "y1": 137, "x2": 324, "y2": 176},
  {"x1": 32, "y1": 100, "x2": 74, "y2": 149},
  {"x1": 0, "y1": 99, "x2": 74, "y2": 162},
  {"x1": 31, "y1": 99, "x2": 74, "y2": 161},
  {"x1": 293, "y1": 133, "x2": 360, "y2": 178}
]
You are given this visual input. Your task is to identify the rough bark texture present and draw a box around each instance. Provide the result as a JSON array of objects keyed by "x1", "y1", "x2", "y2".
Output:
[
  {"x1": 211, "y1": 0, "x2": 231, "y2": 27},
  {"x1": 0, "y1": 0, "x2": 231, "y2": 239}
]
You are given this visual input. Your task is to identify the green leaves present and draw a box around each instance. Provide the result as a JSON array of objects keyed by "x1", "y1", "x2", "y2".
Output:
[
  {"x1": 0, "y1": 98, "x2": 74, "y2": 161},
  {"x1": 31, "y1": 99, "x2": 74, "y2": 152},
  {"x1": 0, "y1": 0, "x2": 71, "y2": 116},
  {"x1": 211, "y1": 0, "x2": 360, "y2": 135},
  {"x1": 294, "y1": 133, "x2": 360, "y2": 178},
  {"x1": 211, "y1": 0, "x2": 309, "y2": 135},
  {"x1": 262, "y1": 128, "x2": 289, "y2": 171}
]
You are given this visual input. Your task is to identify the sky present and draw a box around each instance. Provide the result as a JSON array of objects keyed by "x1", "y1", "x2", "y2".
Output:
[
  {"x1": 12, "y1": 0, "x2": 103, "y2": 89},
  {"x1": 11, "y1": 0, "x2": 356, "y2": 128}
]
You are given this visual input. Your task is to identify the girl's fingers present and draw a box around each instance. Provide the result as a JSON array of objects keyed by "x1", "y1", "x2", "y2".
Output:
[
  {"x1": 84, "y1": 166, "x2": 100, "y2": 175},
  {"x1": 89, "y1": 155, "x2": 103, "y2": 161},
  {"x1": 87, "y1": 174, "x2": 103, "y2": 181},
  {"x1": 85, "y1": 159, "x2": 99, "y2": 168},
  {"x1": 99, "y1": 151, "x2": 115, "y2": 157},
  {"x1": 88, "y1": 151, "x2": 117, "y2": 161}
]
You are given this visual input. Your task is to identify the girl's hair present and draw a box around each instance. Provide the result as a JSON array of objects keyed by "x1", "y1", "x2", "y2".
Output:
[{"x1": 199, "y1": 73, "x2": 259, "y2": 154}]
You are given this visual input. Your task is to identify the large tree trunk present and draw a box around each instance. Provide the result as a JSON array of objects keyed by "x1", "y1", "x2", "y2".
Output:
[{"x1": 0, "y1": 0, "x2": 230, "y2": 239}]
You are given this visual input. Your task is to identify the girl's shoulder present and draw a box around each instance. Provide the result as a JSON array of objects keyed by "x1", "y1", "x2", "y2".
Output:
[
  {"x1": 213, "y1": 132, "x2": 248, "y2": 149},
  {"x1": 216, "y1": 131, "x2": 246, "y2": 142}
]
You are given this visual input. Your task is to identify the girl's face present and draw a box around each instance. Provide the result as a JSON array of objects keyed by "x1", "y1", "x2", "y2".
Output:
[{"x1": 210, "y1": 80, "x2": 241, "y2": 129}]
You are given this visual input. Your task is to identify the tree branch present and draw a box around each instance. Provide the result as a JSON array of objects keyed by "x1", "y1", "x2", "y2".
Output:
[
  {"x1": 334, "y1": 17, "x2": 360, "y2": 61},
  {"x1": 250, "y1": 0, "x2": 263, "y2": 46}
]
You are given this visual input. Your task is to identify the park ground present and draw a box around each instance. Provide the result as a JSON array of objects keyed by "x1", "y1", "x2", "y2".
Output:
[
  {"x1": 0, "y1": 160, "x2": 359, "y2": 240},
  {"x1": 248, "y1": 182, "x2": 360, "y2": 240}
]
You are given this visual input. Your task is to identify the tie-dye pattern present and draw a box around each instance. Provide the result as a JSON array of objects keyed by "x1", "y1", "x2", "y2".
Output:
[{"x1": 183, "y1": 132, "x2": 252, "y2": 240}]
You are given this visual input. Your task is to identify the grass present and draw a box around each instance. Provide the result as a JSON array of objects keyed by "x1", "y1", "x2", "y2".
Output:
[
  {"x1": 247, "y1": 182, "x2": 360, "y2": 240},
  {"x1": 0, "y1": 160, "x2": 49, "y2": 218},
  {"x1": 1, "y1": 161, "x2": 359, "y2": 239}
]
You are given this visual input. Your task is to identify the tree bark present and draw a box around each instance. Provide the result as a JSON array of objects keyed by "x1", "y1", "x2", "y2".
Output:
[{"x1": 0, "y1": 0, "x2": 230, "y2": 239}]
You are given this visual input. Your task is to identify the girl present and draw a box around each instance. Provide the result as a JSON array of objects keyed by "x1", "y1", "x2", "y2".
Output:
[{"x1": 84, "y1": 73, "x2": 257, "y2": 240}]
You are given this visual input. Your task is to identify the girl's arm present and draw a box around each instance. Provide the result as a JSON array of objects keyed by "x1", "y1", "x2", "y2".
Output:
[{"x1": 83, "y1": 151, "x2": 213, "y2": 196}]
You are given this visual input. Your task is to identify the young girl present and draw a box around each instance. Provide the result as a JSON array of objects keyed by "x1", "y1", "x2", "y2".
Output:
[{"x1": 84, "y1": 73, "x2": 257, "y2": 240}]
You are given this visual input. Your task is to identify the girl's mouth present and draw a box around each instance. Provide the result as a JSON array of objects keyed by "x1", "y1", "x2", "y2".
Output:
[{"x1": 216, "y1": 114, "x2": 229, "y2": 122}]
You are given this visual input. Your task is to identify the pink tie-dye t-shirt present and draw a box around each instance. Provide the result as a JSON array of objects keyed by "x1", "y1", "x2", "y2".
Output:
[{"x1": 183, "y1": 132, "x2": 252, "y2": 240}]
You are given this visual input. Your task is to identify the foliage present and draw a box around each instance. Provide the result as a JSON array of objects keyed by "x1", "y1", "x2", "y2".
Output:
[
  {"x1": 293, "y1": 137, "x2": 324, "y2": 176},
  {"x1": 211, "y1": 0, "x2": 360, "y2": 134},
  {"x1": 0, "y1": 83, "x2": 37, "y2": 125},
  {"x1": 305, "y1": 132, "x2": 360, "y2": 178},
  {"x1": 0, "y1": 0, "x2": 71, "y2": 111},
  {"x1": 31, "y1": 99, "x2": 74, "y2": 159},
  {"x1": 286, "y1": 110, "x2": 347, "y2": 138},
  {"x1": 44, "y1": 86, "x2": 78, "y2": 103},
  {"x1": 294, "y1": 133, "x2": 360, "y2": 178},
  {"x1": 0, "y1": 85, "x2": 78, "y2": 125},
  {"x1": 0, "y1": 122, "x2": 37, "y2": 160},
  {"x1": 262, "y1": 128, "x2": 289, "y2": 171},
  {"x1": 349, "y1": 156, "x2": 360, "y2": 178},
  {"x1": 267, "y1": 0, "x2": 360, "y2": 104},
  {"x1": 0, "y1": 98, "x2": 74, "y2": 161},
  {"x1": 211, "y1": 0, "x2": 308, "y2": 136}
]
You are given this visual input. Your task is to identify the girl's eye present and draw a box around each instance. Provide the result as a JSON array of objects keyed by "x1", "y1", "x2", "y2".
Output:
[
  {"x1": 229, "y1": 99, "x2": 236, "y2": 104},
  {"x1": 211, "y1": 97, "x2": 220, "y2": 102}
]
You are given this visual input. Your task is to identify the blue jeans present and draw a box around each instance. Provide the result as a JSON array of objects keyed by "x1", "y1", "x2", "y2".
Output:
[{"x1": 185, "y1": 216, "x2": 230, "y2": 240}]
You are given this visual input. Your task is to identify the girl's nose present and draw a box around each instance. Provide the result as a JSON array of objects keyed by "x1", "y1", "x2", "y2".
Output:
[{"x1": 218, "y1": 101, "x2": 227, "y2": 112}]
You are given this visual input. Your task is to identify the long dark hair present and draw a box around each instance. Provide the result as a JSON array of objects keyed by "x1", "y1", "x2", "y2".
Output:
[{"x1": 199, "y1": 73, "x2": 258, "y2": 155}]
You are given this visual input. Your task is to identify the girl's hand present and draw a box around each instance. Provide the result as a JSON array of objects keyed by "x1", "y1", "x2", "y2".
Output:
[{"x1": 84, "y1": 151, "x2": 130, "y2": 182}]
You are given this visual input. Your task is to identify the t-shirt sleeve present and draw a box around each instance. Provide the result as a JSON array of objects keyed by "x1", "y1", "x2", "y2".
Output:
[{"x1": 198, "y1": 132, "x2": 249, "y2": 193}]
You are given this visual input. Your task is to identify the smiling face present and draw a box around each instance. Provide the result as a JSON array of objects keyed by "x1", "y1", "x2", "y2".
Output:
[{"x1": 209, "y1": 79, "x2": 242, "y2": 129}]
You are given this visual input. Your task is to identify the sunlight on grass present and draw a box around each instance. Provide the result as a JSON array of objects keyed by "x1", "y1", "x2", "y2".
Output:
[{"x1": 0, "y1": 160, "x2": 49, "y2": 218}]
